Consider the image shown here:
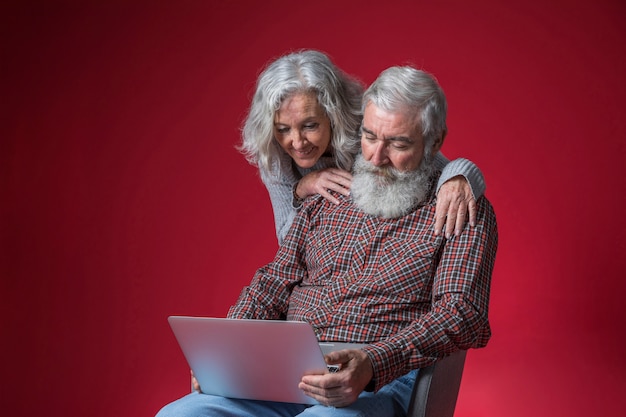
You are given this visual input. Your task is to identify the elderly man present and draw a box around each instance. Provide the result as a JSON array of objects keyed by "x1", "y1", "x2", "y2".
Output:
[{"x1": 156, "y1": 66, "x2": 498, "y2": 417}]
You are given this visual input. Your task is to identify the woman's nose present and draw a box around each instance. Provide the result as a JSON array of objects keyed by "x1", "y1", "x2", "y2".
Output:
[{"x1": 291, "y1": 131, "x2": 308, "y2": 149}]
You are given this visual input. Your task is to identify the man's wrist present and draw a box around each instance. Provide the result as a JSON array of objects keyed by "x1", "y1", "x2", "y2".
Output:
[{"x1": 363, "y1": 378, "x2": 376, "y2": 392}]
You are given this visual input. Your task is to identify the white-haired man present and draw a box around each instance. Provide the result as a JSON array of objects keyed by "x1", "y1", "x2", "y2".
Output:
[{"x1": 156, "y1": 66, "x2": 498, "y2": 417}]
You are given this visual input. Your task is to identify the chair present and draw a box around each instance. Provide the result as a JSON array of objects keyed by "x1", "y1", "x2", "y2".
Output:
[{"x1": 407, "y1": 350, "x2": 467, "y2": 417}]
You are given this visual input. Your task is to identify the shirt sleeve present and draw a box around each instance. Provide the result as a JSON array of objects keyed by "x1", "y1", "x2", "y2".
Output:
[
  {"x1": 433, "y1": 152, "x2": 486, "y2": 199},
  {"x1": 227, "y1": 200, "x2": 313, "y2": 319},
  {"x1": 362, "y1": 197, "x2": 498, "y2": 390}
]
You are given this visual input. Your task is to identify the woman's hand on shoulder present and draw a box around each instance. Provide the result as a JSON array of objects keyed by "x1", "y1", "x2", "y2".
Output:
[
  {"x1": 435, "y1": 175, "x2": 477, "y2": 238},
  {"x1": 297, "y1": 168, "x2": 352, "y2": 205}
]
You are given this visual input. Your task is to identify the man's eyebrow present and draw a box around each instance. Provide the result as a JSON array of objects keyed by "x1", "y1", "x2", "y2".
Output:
[
  {"x1": 361, "y1": 126, "x2": 414, "y2": 144},
  {"x1": 361, "y1": 126, "x2": 376, "y2": 136}
]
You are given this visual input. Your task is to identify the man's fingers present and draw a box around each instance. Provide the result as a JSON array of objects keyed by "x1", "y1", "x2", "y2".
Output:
[{"x1": 298, "y1": 378, "x2": 354, "y2": 408}]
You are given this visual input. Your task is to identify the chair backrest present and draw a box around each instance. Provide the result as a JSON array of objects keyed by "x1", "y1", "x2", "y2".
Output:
[{"x1": 407, "y1": 350, "x2": 467, "y2": 417}]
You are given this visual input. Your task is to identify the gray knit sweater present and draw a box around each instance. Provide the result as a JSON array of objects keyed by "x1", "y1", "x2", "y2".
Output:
[{"x1": 260, "y1": 150, "x2": 486, "y2": 244}]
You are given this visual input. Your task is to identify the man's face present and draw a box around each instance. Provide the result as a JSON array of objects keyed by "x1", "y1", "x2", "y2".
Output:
[{"x1": 360, "y1": 102, "x2": 425, "y2": 173}]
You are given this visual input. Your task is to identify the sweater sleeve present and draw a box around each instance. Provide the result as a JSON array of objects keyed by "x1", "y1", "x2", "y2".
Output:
[
  {"x1": 260, "y1": 166, "x2": 299, "y2": 245},
  {"x1": 433, "y1": 152, "x2": 486, "y2": 199},
  {"x1": 259, "y1": 152, "x2": 338, "y2": 245}
]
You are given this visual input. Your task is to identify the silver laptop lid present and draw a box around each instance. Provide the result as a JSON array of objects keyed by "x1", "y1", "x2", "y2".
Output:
[{"x1": 168, "y1": 316, "x2": 332, "y2": 404}]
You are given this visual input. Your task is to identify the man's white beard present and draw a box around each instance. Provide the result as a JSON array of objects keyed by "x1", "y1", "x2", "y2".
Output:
[{"x1": 351, "y1": 154, "x2": 434, "y2": 219}]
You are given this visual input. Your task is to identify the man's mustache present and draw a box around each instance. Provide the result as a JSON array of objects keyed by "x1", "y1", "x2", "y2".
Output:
[{"x1": 360, "y1": 162, "x2": 397, "y2": 180}]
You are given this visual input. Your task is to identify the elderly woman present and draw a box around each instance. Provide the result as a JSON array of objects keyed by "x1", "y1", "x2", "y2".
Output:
[{"x1": 239, "y1": 50, "x2": 484, "y2": 242}]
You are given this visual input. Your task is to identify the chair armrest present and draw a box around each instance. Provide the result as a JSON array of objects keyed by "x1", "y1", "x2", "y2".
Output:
[{"x1": 407, "y1": 350, "x2": 467, "y2": 417}]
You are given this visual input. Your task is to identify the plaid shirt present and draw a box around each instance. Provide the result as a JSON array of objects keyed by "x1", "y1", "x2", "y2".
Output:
[{"x1": 229, "y1": 179, "x2": 498, "y2": 390}]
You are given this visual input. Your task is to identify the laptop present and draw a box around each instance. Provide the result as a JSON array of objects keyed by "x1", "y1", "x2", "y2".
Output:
[{"x1": 167, "y1": 316, "x2": 366, "y2": 405}]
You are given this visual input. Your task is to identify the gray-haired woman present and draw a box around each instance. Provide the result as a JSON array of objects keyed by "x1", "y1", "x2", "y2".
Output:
[{"x1": 239, "y1": 50, "x2": 484, "y2": 243}]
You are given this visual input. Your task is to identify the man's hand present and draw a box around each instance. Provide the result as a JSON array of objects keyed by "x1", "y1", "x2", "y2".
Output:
[
  {"x1": 191, "y1": 369, "x2": 201, "y2": 392},
  {"x1": 434, "y1": 175, "x2": 477, "y2": 238},
  {"x1": 298, "y1": 349, "x2": 373, "y2": 407},
  {"x1": 297, "y1": 168, "x2": 352, "y2": 205}
]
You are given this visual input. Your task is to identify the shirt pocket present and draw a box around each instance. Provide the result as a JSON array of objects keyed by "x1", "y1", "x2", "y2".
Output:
[
  {"x1": 304, "y1": 227, "x2": 345, "y2": 285},
  {"x1": 374, "y1": 238, "x2": 440, "y2": 302}
]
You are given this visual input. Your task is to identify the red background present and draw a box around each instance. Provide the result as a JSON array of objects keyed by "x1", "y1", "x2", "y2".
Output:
[{"x1": 2, "y1": 1, "x2": 625, "y2": 416}]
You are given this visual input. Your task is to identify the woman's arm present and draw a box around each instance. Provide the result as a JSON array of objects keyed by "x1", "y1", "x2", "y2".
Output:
[
  {"x1": 432, "y1": 153, "x2": 487, "y2": 238},
  {"x1": 435, "y1": 156, "x2": 486, "y2": 199},
  {"x1": 260, "y1": 153, "x2": 351, "y2": 244},
  {"x1": 259, "y1": 167, "x2": 299, "y2": 245}
]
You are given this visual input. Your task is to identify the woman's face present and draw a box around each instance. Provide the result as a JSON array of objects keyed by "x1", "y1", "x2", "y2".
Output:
[{"x1": 273, "y1": 91, "x2": 332, "y2": 169}]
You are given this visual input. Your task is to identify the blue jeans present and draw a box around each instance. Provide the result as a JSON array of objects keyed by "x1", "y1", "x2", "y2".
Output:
[{"x1": 155, "y1": 370, "x2": 417, "y2": 417}]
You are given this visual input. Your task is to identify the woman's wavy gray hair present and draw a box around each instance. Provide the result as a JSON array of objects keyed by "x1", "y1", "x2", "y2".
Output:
[
  {"x1": 362, "y1": 66, "x2": 448, "y2": 153},
  {"x1": 239, "y1": 50, "x2": 364, "y2": 173}
]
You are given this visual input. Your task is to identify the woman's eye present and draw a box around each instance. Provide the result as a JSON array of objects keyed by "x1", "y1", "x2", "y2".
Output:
[
  {"x1": 303, "y1": 123, "x2": 319, "y2": 130},
  {"x1": 276, "y1": 127, "x2": 289, "y2": 134}
]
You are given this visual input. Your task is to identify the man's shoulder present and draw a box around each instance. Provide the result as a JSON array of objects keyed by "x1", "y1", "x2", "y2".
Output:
[
  {"x1": 300, "y1": 193, "x2": 356, "y2": 219},
  {"x1": 474, "y1": 195, "x2": 498, "y2": 229},
  {"x1": 476, "y1": 195, "x2": 496, "y2": 213}
]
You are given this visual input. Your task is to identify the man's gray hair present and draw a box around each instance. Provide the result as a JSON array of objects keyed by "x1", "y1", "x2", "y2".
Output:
[
  {"x1": 239, "y1": 50, "x2": 364, "y2": 173},
  {"x1": 362, "y1": 66, "x2": 447, "y2": 150}
]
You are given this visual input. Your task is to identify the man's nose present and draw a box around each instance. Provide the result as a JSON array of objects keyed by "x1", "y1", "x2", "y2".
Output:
[{"x1": 370, "y1": 142, "x2": 389, "y2": 166}]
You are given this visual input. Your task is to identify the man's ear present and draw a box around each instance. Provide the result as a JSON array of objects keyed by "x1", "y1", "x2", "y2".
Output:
[{"x1": 432, "y1": 129, "x2": 447, "y2": 153}]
